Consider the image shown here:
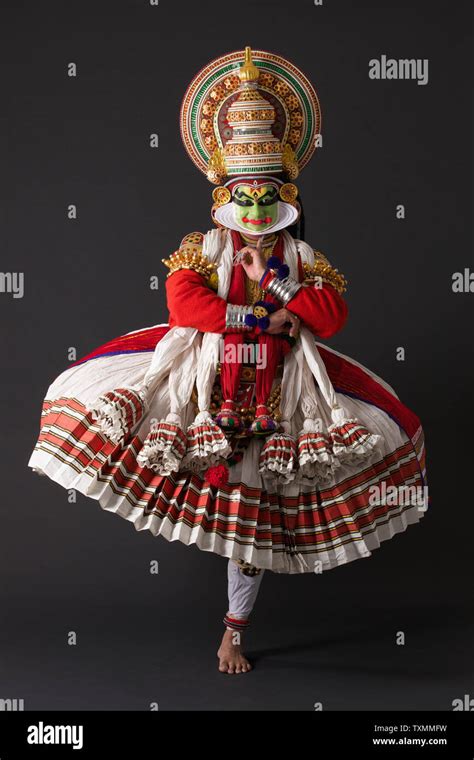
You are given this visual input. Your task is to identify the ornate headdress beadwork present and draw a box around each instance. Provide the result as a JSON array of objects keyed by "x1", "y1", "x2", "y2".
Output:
[{"x1": 180, "y1": 46, "x2": 321, "y2": 186}]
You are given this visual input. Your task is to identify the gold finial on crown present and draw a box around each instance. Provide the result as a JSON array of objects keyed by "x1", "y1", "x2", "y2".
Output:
[{"x1": 239, "y1": 46, "x2": 259, "y2": 82}]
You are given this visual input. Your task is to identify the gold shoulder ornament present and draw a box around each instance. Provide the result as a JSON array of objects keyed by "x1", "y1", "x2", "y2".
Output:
[
  {"x1": 162, "y1": 231, "x2": 217, "y2": 282},
  {"x1": 302, "y1": 251, "x2": 348, "y2": 295}
]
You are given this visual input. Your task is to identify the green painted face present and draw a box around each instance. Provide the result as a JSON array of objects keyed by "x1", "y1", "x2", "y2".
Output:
[{"x1": 232, "y1": 183, "x2": 279, "y2": 232}]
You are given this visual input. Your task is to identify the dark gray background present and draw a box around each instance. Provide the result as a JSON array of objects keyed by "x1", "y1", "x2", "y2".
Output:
[{"x1": 0, "y1": 0, "x2": 472, "y2": 710}]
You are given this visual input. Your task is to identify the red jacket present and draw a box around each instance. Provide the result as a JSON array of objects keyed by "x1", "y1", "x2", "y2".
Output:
[{"x1": 166, "y1": 232, "x2": 348, "y2": 339}]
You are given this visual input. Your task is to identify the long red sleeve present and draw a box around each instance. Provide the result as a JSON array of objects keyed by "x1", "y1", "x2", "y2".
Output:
[
  {"x1": 166, "y1": 270, "x2": 227, "y2": 332},
  {"x1": 285, "y1": 282, "x2": 348, "y2": 338},
  {"x1": 166, "y1": 262, "x2": 348, "y2": 339}
]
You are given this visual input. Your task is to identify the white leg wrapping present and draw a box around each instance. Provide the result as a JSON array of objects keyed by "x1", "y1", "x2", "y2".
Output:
[{"x1": 227, "y1": 559, "x2": 265, "y2": 620}]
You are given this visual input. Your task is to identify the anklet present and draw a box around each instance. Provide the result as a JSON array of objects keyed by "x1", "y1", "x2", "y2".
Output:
[{"x1": 223, "y1": 614, "x2": 250, "y2": 632}]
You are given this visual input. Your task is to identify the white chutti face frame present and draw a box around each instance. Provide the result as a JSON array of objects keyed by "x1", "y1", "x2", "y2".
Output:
[{"x1": 214, "y1": 201, "x2": 298, "y2": 236}]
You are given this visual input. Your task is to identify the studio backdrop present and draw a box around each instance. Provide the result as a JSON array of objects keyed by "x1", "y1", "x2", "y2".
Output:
[{"x1": 0, "y1": 0, "x2": 472, "y2": 711}]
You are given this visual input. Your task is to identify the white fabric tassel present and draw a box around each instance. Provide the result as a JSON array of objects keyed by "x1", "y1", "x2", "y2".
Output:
[
  {"x1": 328, "y1": 416, "x2": 381, "y2": 464},
  {"x1": 173, "y1": 229, "x2": 234, "y2": 475},
  {"x1": 87, "y1": 325, "x2": 200, "y2": 445},
  {"x1": 298, "y1": 327, "x2": 381, "y2": 466},
  {"x1": 181, "y1": 410, "x2": 231, "y2": 473},
  {"x1": 137, "y1": 414, "x2": 188, "y2": 475},
  {"x1": 137, "y1": 340, "x2": 200, "y2": 472},
  {"x1": 192, "y1": 229, "x2": 232, "y2": 416},
  {"x1": 180, "y1": 331, "x2": 227, "y2": 474},
  {"x1": 259, "y1": 424, "x2": 298, "y2": 485},
  {"x1": 259, "y1": 331, "x2": 301, "y2": 485},
  {"x1": 296, "y1": 362, "x2": 337, "y2": 483},
  {"x1": 87, "y1": 386, "x2": 148, "y2": 445}
]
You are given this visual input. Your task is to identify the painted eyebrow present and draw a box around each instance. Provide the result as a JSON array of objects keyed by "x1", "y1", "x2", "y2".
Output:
[
  {"x1": 234, "y1": 188, "x2": 278, "y2": 199},
  {"x1": 257, "y1": 190, "x2": 278, "y2": 201}
]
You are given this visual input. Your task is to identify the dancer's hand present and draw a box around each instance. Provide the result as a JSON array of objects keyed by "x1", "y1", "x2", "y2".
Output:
[
  {"x1": 265, "y1": 309, "x2": 300, "y2": 337},
  {"x1": 239, "y1": 236, "x2": 266, "y2": 282}
]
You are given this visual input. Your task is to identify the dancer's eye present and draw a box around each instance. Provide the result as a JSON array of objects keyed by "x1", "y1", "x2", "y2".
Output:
[{"x1": 233, "y1": 197, "x2": 254, "y2": 207}]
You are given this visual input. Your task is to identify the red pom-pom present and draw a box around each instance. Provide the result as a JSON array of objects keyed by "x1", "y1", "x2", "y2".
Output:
[{"x1": 205, "y1": 463, "x2": 229, "y2": 487}]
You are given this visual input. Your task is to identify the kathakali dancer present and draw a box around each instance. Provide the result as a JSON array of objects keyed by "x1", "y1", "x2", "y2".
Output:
[{"x1": 29, "y1": 47, "x2": 428, "y2": 674}]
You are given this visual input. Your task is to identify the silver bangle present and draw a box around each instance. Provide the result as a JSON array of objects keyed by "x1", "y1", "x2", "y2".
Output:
[
  {"x1": 265, "y1": 274, "x2": 302, "y2": 305},
  {"x1": 225, "y1": 304, "x2": 253, "y2": 330}
]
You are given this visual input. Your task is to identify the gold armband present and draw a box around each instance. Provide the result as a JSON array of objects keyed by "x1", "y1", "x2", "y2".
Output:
[
  {"x1": 162, "y1": 231, "x2": 217, "y2": 281},
  {"x1": 302, "y1": 252, "x2": 348, "y2": 295}
]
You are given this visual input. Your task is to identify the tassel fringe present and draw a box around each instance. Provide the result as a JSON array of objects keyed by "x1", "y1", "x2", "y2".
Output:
[
  {"x1": 297, "y1": 428, "x2": 338, "y2": 483},
  {"x1": 87, "y1": 387, "x2": 147, "y2": 445},
  {"x1": 259, "y1": 432, "x2": 298, "y2": 484},
  {"x1": 137, "y1": 420, "x2": 187, "y2": 475},
  {"x1": 329, "y1": 417, "x2": 381, "y2": 464},
  {"x1": 181, "y1": 411, "x2": 231, "y2": 473}
]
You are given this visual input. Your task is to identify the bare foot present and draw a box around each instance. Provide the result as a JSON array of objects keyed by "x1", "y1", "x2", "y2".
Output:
[{"x1": 217, "y1": 628, "x2": 252, "y2": 674}]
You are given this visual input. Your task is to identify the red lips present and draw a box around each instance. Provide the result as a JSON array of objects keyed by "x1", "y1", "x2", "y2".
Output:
[{"x1": 242, "y1": 217, "x2": 272, "y2": 225}]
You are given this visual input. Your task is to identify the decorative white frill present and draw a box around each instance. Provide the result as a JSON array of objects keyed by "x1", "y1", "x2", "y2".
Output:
[
  {"x1": 88, "y1": 386, "x2": 148, "y2": 446},
  {"x1": 296, "y1": 362, "x2": 338, "y2": 484}
]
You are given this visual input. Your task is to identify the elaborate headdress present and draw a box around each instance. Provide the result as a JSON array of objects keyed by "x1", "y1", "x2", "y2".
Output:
[{"x1": 180, "y1": 46, "x2": 321, "y2": 234}]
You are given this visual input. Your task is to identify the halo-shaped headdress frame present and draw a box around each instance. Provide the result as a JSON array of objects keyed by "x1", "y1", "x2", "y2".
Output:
[{"x1": 180, "y1": 48, "x2": 321, "y2": 182}]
